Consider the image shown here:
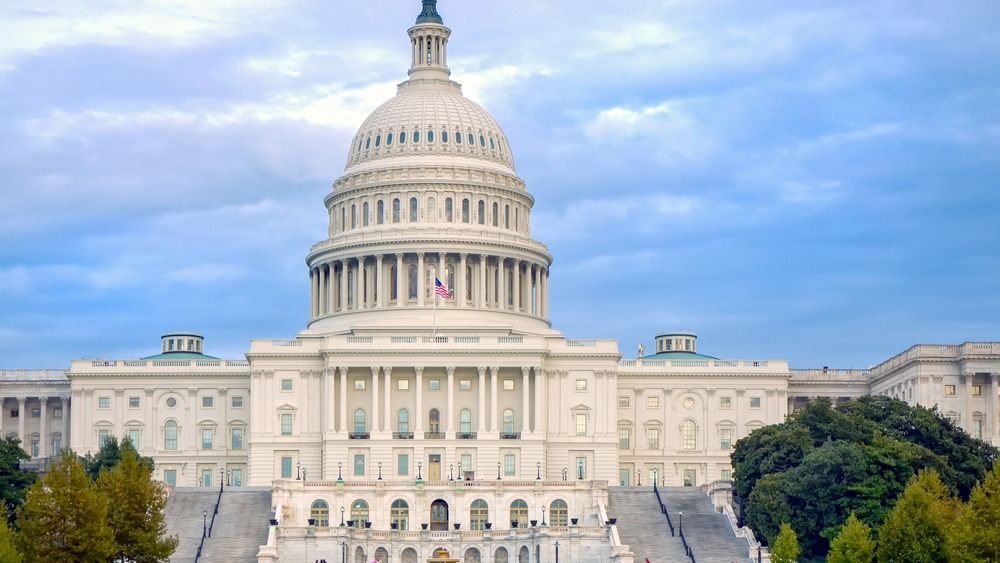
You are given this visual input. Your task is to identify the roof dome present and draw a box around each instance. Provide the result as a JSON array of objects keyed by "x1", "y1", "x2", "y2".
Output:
[{"x1": 345, "y1": 84, "x2": 515, "y2": 174}]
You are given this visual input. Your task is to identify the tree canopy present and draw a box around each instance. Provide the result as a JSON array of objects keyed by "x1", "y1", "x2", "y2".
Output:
[
  {"x1": 84, "y1": 436, "x2": 154, "y2": 481},
  {"x1": 97, "y1": 448, "x2": 177, "y2": 563},
  {"x1": 0, "y1": 437, "x2": 35, "y2": 525},
  {"x1": 771, "y1": 522, "x2": 800, "y2": 563},
  {"x1": 826, "y1": 513, "x2": 874, "y2": 563},
  {"x1": 732, "y1": 396, "x2": 997, "y2": 558}
]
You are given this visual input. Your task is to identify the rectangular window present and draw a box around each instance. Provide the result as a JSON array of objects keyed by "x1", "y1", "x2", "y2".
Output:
[
  {"x1": 750, "y1": 397, "x2": 762, "y2": 408},
  {"x1": 460, "y1": 379, "x2": 472, "y2": 391},
  {"x1": 618, "y1": 428, "x2": 630, "y2": 449},
  {"x1": 504, "y1": 453, "x2": 516, "y2": 476},
  {"x1": 504, "y1": 379, "x2": 515, "y2": 391},
  {"x1": 721, "y1": 428, "x2": 733, "y2": 450},
  {"x1": 281, "y1": 414, "x2": 293, "y2": 436},
  {"x1": 164, "y1": 469, "x2": 177, "y2": 486},
  {"x1": 51, "y1": 436, "x2": 61, "y2": 453},
  {"x1": 576, "y1": 457, "x2": 587, "y2": 479},
  {"x1": 202, "y1": 429, "x2": 213, "y2": 450},
  {"x1": 30, "y1": 441, "x2": 39, "y2": 457},
  {"x1": 354, "y1": 454, "x2": 366, "y2": 476},
  {"x1": 281, "y1": 379, "x2": 293, "y2": 391},
  {"x1": 428, "y1": 379, "x2": 440, "y2": 391},
  {"x1": 721, "y1": 469, "x2": 732, "y2": 481},
  {"x1": 202, "y1": 469, "x2": 213, "y2": 487},
  {"x1": 397, "y1": 379, "x2": 409, "y2": 391},
  {"x1": 281, "y1": 457, "x2": 293, "y2": 479},
  {"x1": 647, "y1": 396, "x2": 660, "y2": 408},
  {"x1": 98, "y1": 397, "x2": 110, "y2": 409},
  {"x1": 128, "y1": 429, "x2": 140, "y2": 447},
  {"x1": 354, "y1": 379, "x2": 366, "y2": 391},
  {"x1": 618, "y1": 396, "x2": 630, "y2": 408},
  {"x1": 945, "y1": 385, "x2": 956, "y2": 396},
  {"x1": 98, "y1": 429, "x2": 110, "y2": 445},
  {"x1": 575, "y1": 414, "x2": 587, "y2": 436},
  {"x1": 720, "y1": 396, "x2": 732, "y2": 409},
  {"x1": 398, "y1": 454, "x2": 409, "y2": 476},
  {"x1": 31, "y1": 408, "x2": 40, "y2": 418},
  {"x1": 128, "y1": 397, "x2": 140, "y2": 408},
  {"x1": 232, "y1": 396, "x2": 244, "y2": 408},
  {"x1": 202, "y1": 396, "x2": 214, "y2": 408},
  {"x1": 974, "y1": 419, "x2": 983, "y2": 440},
  {"x1": 575, "y1": 379, "x2": 587, "y2": 391},
  {"x1": 647, "y1": 427, "x2": 660, "y2": 450},
  {"x1": 231, "y1": 428, "x2": 243, "y2": 450},
  {"x1": 461, "y1": 453, "x2": 473, "y2": 474},
  {"x1": 10, "y1": 409, "x2": 18, "y2": 418},
  {"x1": 973, "y1": 385, "x2": 983, "y2": 397},
  {"x1": 53, "y1": 408, "x2": 62, "y2": 418}
]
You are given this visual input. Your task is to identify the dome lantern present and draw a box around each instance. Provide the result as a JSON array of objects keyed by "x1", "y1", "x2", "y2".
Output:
[{"x1": 407, "y1": 0, "x2": 452, "y2": 81}]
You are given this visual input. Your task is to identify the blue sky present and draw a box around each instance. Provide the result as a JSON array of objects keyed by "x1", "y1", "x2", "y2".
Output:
[{"x1": 1, "y1": 0, "x2": 998, "y2": 368}]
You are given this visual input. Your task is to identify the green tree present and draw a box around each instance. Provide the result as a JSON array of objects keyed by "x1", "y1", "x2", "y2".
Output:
[
  {"x1": 949, "y1": 463, "x2": 1000, "y2": 561},
  {"x1": 84, "y1": 435, "x2": 153, "y2": 481},
  {"x1": 876, "y1": 470, "x2": 957, "y2": 563},
  {"x1": 16, "y1": 450, "x2": 116, "y2": 562},
  {"x1": 0, "y1": 518, "x2": 22, "y2": 563},
  {"x1": 97, "y1": 448, "x2": 178, "y2": 563},
  {"x1": 0, "y1": 437, "x2": 35, "y2": 525},
  {"x1": 827, "y1": 513, "x2": 875, "y2": 563},
  {"x1": 771, "y1": 522, "x2": 800, "y2": 563}
]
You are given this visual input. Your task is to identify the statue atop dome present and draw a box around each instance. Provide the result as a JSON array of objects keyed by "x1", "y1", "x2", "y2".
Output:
[{"x1": 415, "y1": 0, "x2": 443, "y2": 25}]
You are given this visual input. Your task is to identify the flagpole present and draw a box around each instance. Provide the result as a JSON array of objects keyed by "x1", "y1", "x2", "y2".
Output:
[{"x1": 432, "y1": 267, "x2": 437, "y2": 337}]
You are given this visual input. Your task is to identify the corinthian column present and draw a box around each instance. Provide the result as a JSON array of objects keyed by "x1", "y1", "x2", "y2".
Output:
[
  {"x1": 396, "y1": 254, "x2": 404, "y2": 307},
  {"x1": 479, "y1": 255, "x2": 487, "y2": 308},
  {"x1": 383, "y1": 367, "x2": 392, "y2": 433},
  {"x1": 521, "y1": 367, "x2": 530, "y2": 432},
  {"x1": 415, "y1": 367, "x2": 424, "y2": 433},
  {"x1": 477, "y1": 367, "x2": 486, "y2": 432},
  {"x1": 371, "y1": 367, "x2": 380, "y2": 433},
  {"x1": 318, "y1": 265, "x2": 327, "y2": 315},
  {"x1": 459, "y1": 254, "x2": 468, "y2": 307},
  {"x1": 340, "y1": 261, "x2": 348, "y2": 311},
  {"x1": 376, "y1": 255, "x2": 385, "y2": 308},
  {"x1": 417, "y1": 253, "x2": 426, "y2": 306}
]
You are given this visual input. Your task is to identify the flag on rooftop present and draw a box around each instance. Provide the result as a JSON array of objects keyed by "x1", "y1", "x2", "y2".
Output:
[{"x1": 434, "y1": 278, "x2": 450, "y2": 299}]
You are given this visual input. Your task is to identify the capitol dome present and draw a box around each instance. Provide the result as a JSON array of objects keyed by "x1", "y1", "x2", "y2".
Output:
[{"x1": 304, "y1": 0, "x2": 553, "y2": 336}]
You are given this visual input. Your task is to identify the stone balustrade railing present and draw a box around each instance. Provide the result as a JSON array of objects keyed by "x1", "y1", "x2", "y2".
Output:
[
  {"x1": 619, "y1": 359, "x2": 787, "y2": 371},
  {"x1": 869, "y1": 342, "x2": 1000, "y2": 378}
]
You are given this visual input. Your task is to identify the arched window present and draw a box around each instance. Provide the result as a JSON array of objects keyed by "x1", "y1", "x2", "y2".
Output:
[
  {"x1": 347, "y1": 270, "x2": 355, "y2": 307},
  {"x1": 456, "y1": 129, "x2": 463, "y2": 144},
  {"x1": 427, "y1": 129, "x2": 435, "y2": 143},
  {"x1": 492, "y1": 202, "x2": 499, "y2": 226},
  {"x1": 390, "y1": 265, "x2": 398, "y2": 301},
  {"x1": 377, "y1": 200, "x2": 385, "y2": 224},
  {"x1": 489, "y1": 136, "x2": 496, "y2": 150},
  {"x1": 464, "y1": 548, "x2": 482, "y2": 563},
  {"x1": 507, "y1": 270, "x2": 514, "y2": 306},
  {"x1": 375, "y1": 134, "x2": 381, "y2": 147},
  {"x1": 477, "y1": 200, "x2": 485, "y2": 224},
  {"x1": 429, "y1": 409, "x2": 441, "y2": 433},
  {"x1": 681, "y1": 420, "x2": 697, "y2": 451},
  {"x1": 510, "y1": 500, "x2": 528, "y2": 528},
  {"x1": 386, "y1": 132, "x2": 393, "y2": 146},
  {"x1": 310, "y1": 500, "x2": 329, "y2": 526},
  {"x1": 409, "y1": 197, "x2": 418, "y2": 222},
  {"x1": 550, "y1": 500, "x2": 568, "y2": 526},
  {"x1": 460, "y1": 409, "x2": 472, "y2": 433},
  {"x1": 468, "y1": 132, "x2": 475, "y2": 145},
  {"x1": 494, "y1": 548, "x2": 508, "y2": 563},
  {"x1": 355, "y1": 546, "x2": 367, "y2": 563},
  {"x1": 462, "y1": 199, "x2": 470, "y2": 223},
  {"x1": 399, "y1": 130, "x2": 407, "y2": 144},
  {"x1": 397, "y1": 409, "x2": 410, "y2": 433},
  {"x1": 408, "y1": 264, "x2": 418, "y2": 300},
  {"x1": 505, "y1": 205, "x2": 510, "y2": 228},
  {"x1": 164, "y1": 420, "x2": 177, "y2": 450},
  {"x1": 445, "y1": 198, "x2": 454, "y2": 222},
  {"x1": 515, "y1": 208, "x2": 519, "y2": 231},
  {"x1": 446, "y1": 264, "x2": 455, "y2": 297},
  {"x1": 392, "y1": 199, "x2": 401, "y2": 223},
  {"x1": 362, "y1": 202, "x2": 369, "y2": 227},
  {"x1": 503, "y1": 409, "x2": 515, "y2": 434},
  {"x1": 391, "y1": 499, "x2": 409, "y2": 531},
  {"x1": 428, "y1": 197, "x2": 436, "y2": 221},
  {"x1": 354, "y1": 409, "x2": 366, "y2": 434},
  {"x1": 414, "y1": 129, "x2": 421, "y2": 144},
  {"x1": 466, "y1": 264, "x2": 473, "y2": 302},
  {"x1": 365, "y1": 136, "x2": 371, "y2": 150},
  {"x1": 350, "y1": 500, "x2": 369, "y2": 528},
  {"x1": 350, "y1": 204, "x2": 357, "y2": 229},
  {"x1": 442, "y1": 130, "x2": 449, "y2": 143},
  {"x1": 480, "y1": 134, "x2": 486, "y2": 147},
  {"x1": 470, "y1": 499, "x2": 489, "y2": 530}
]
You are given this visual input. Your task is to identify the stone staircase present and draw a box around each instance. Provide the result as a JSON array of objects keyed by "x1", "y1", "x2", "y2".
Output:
[
  {"x1": 199, "y1": 487, "x2": 273, "y2": 563},
  {"x1": 608, "y1": 486, "x2": 750, "y2": 563},
  {"x1": 164, "y1": 488, "x2": 222, "y2": 563}
]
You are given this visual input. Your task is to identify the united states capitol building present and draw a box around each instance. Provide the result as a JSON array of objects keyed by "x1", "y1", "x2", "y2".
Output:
[{"x1": 2, "y1": 2, "x2": 998, "y2": 562}]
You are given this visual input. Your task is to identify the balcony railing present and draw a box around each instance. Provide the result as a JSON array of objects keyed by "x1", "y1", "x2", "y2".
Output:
[
  {"x1": 424, "y1": 432, "x2": 446, "y2": 440},
  {"x1": 457, "y1": 432, "x2": 478, "y2": 440},
  {"x1": 500, "y1": 432, "x2": 521, "y2": 440},
  {"x1": 393, "y1": 432, "x2": 414, "y2": 440},
  {"x1": 349, "y1": 432, "x2": 370, "y2": 440}
]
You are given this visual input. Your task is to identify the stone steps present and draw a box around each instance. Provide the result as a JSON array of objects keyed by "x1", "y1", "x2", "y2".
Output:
[
  {"x1": 608, "y1": 487, "x2": 689, "y2": 562},
  {"x1": 200, "y1": 488, "x2": 273, "y2": 563},
  {"x1": 164, "y1": 488, "x2": 222, "y2": 563},
  {"x1": 664, "y1": 487, "x2": 751, "y2": 563}
]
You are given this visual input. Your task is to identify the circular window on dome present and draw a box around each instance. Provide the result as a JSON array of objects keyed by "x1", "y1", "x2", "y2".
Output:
[
  {"x1": 166, "y1": 397, "x2": 177, "y2": 408},
  {"x1": 427, "y1": 130, "x2": 434, "y2": 143}
]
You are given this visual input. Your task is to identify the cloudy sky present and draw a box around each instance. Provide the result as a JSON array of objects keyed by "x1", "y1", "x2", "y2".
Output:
[{"x1": 1, "y1": 0, "x2": 998, "y2": 368}]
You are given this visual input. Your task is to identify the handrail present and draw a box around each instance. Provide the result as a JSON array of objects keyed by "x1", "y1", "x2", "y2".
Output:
[
  {"x1": 195, "y1": 484, "x2": 224, "y2": 563},
  {"x1": 653, "y1": 482, "x2": 674, "y2": 536},
  {"x1": 679, "y1": 521, "x2": 696, "y2": 562}
]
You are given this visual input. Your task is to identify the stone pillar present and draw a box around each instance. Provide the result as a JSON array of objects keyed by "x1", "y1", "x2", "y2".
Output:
[
  {"x1": 415, "y1": 367, "x2": 424, "y2": 433},
  {"x1": 383, "y1": 367, "x2": 392, "y2": 434},
  {"x1": 39, "y1": 398, "x2": 48, "y2": 457},
  {"x1": 358, "y1": 258, "x2": 367, "y2": 310},
  {"x1": 60, "y1": 397, "x2": 68, "y2": 452},
  {"x1": 479, "y1": 255, "x2": 487, "y2": 308},
  {"x1": 417, "y1": 253, "x2": 425, "y2": 307},
  {"x1": 376, "y1": 255, "x2": 384, "y2": 308},
  {"x1": 318, "y1": 265, "x2": 327, "y2": 316},
  {"x1": 371, "y1": 367, "x2": 380, "y2": 433},
  {"x1": 446, "y1": 367, "x2": 456, "y2": 434},
  {"x1": 534, "y1": 369, "x2": 545, "y2": 435},
  {"x1": 459, "y1": 254, "x2": 468, "y2": 307},
  {"x1": 498, "y1": 258, "x2": 506, "y2": 310},
  {"x1": 513, "y1": 260, "x2": 521, "y2": 312},
  {"x1": 396, "y1": 254, "x2": 404, "y2": 307},
  {"x1": 339, "y1": 367, "x2": 348, "y2": 433},
  {"x1": 490, "y1": 367, "x2": 500, "y2": 432},
  {"x1": 17, "y1": 397, "x2": 26, "y2": 452},
  {"x1": 521, "y1": 367, "x2": 530, "y2": 433},
  {"x1": 340, "y1": 260, "x2": 348, "y2": 312},
  {"x1": 532, "y1": 265, "x2": 539, "y2": 315},
  {"x1": 309, "y1": 268, "x2": 317, "y2": 317},
  {"x1": 438, "y1": 253, "x2": 446, "y2": 297},
  {"x1": 477, "y1": 367, "x2": 487, "y2": 432}
]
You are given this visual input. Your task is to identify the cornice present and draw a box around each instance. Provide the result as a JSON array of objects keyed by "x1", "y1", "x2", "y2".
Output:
[
  {"x1": 328, "y1": 176, "x2": 532, "y2": 206},
  {"x1": 307, "y1": 235, "x2": 552, "y2": 264}
]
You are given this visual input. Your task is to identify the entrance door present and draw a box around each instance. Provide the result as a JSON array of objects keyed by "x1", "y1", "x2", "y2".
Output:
[
  {"x1": 619, "y1": 468, "x2": 631, "y2": 486},
  {"x1": 683, "y1": 468, "x2": 696, "y2": 487},
  {"x1": 429, "y1": 454, "x2": 442, "y2": 481},
  {"x1": 430, "y1": 499, "x2": 449, "y2": 531},
  {"x1": 231, "y1": 468, "x2": 242, "y2": 487}
]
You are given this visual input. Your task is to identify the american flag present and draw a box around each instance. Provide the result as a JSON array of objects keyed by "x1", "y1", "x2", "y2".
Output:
[{"x1": 434, "y1": 277, "x2": 450, "y2": 299}]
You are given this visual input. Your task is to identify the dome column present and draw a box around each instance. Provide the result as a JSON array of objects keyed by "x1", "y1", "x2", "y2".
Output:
[
  {"x1": 396, "y1": 254, "x2": 405, "y2": 308},
  {"x1": 376, "y1": 255, "x2": 385, "y2": 308},
  {"x1": 459, "y1": 253, "x2": 468, "y2": 307},
  {"x1": 340, "y1": 260, "x2": 348, "y2": 312},
  {"x1": 417, "y1": 253, "x2": 426, "y2": 306},
  {"x1": 309, "y1": 268, "x2": 317, "y2": 318},
  {"x1": 319, "y1": 264, "x2": 327, "y2": 315},
  {"x1": 498, "y1": 258, "x2": 506, "y2": 310},
  {"x1": 532, "y1": 264, "x2": 540, "y2": 316},
  {"x1": 513, "y1": 260, "x2": 521, "y2": 312},
  {"x1": 478, "y1": 255, "x2": 487, "y2": 309}
]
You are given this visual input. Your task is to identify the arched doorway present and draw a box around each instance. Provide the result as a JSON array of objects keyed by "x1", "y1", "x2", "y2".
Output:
[
  {"x1": 518, "y1": 546, "x2": 529, "y2": 563},
  {"x1": 493, "y1": 547, "x2": 509, "y2": 563},
  {"x1": 374, "y1": 546, "x2": 389, "y2": 562},
  {"x1": 354, "y1": 546, "x2": 366, "y2": 563},
  {"x1": 430, "y1": 499, "x2": 449, "y2": 531},
  {"x1": 401, "y1": 548, "x2": 418, "y2": 563},
  {"x1": 463, "y1": 547, "x2": 481, "y2": 563}
]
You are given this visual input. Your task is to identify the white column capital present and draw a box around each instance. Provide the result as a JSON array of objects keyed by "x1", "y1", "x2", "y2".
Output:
[
  {"x1": 446, "y1": 366, "x2": 456, "y2": 377},
  {"x1": 414, "y1": 366, "x2": 424, "y2": 377}
]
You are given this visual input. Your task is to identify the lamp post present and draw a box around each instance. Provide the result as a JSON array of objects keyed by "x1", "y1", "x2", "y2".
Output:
[
  {"x1": 562, "y1": 468, "x2": 568, "y2": 481},
  {"x1": 202, "y1": 510, "x2": 207, "y2": 537},
  {"x1": 338, "y1": 462, "x2": 343, "y2": 481},
  {"x1": 637, "y1": 470, "x2": 642, "y2": 487},
  {"x1": 340, "y1": 506, "x2": 345, "y2": 526},
  {"x1": 417, "y1": 461, "x2": 423, "y2": 480},
  {"x1": 458, "y1": 460, "x2": 463, "y2": 480},
  {"x1": 679, "y1": 510, "x2": 683, "y2": 535},
  {"x1": 296, "y1": 462, "x2": 301, "y2": 481},
  {"x1": 536, "y1": 461, "x2": 541, "y2": 480},
  {"x1": 303, "y1": 467, "x2": 308, "y2": 482},
  {"x1": 577, "y1": 460, "x2": 584, "y2": 480},
  {"x1": 449, "y1": 464, "x2": 454, "y2": 481},
  {"x1": 378, "y1": 462, "x2": 383, "y2": 480},
  {"x1": 219, "y1": 466, "x2": 225, "y2": 490},
  {"x1": 341, "y1": 541, "x2": 346, "y2": 563},
  {"x1": 555, "y1": 541, "x2": 560, "y2": 563},
  {"x1": 497, "y1": 462, "x2": 502, "y2": 480},
  {"x1": 541, "y1": 506, "x2": 547, "y2": 526},
  {"x1": 653, "y1": 469, "x2": 658, "y2": 487}
]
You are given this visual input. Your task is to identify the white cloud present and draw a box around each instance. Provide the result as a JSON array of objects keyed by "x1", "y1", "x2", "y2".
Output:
[
  {"x1": 535, "y1": 194, "x2": 702, "y2": 242},
  {"x1": 583, "y1": 100, "x2": 719, "y2": 165}
]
